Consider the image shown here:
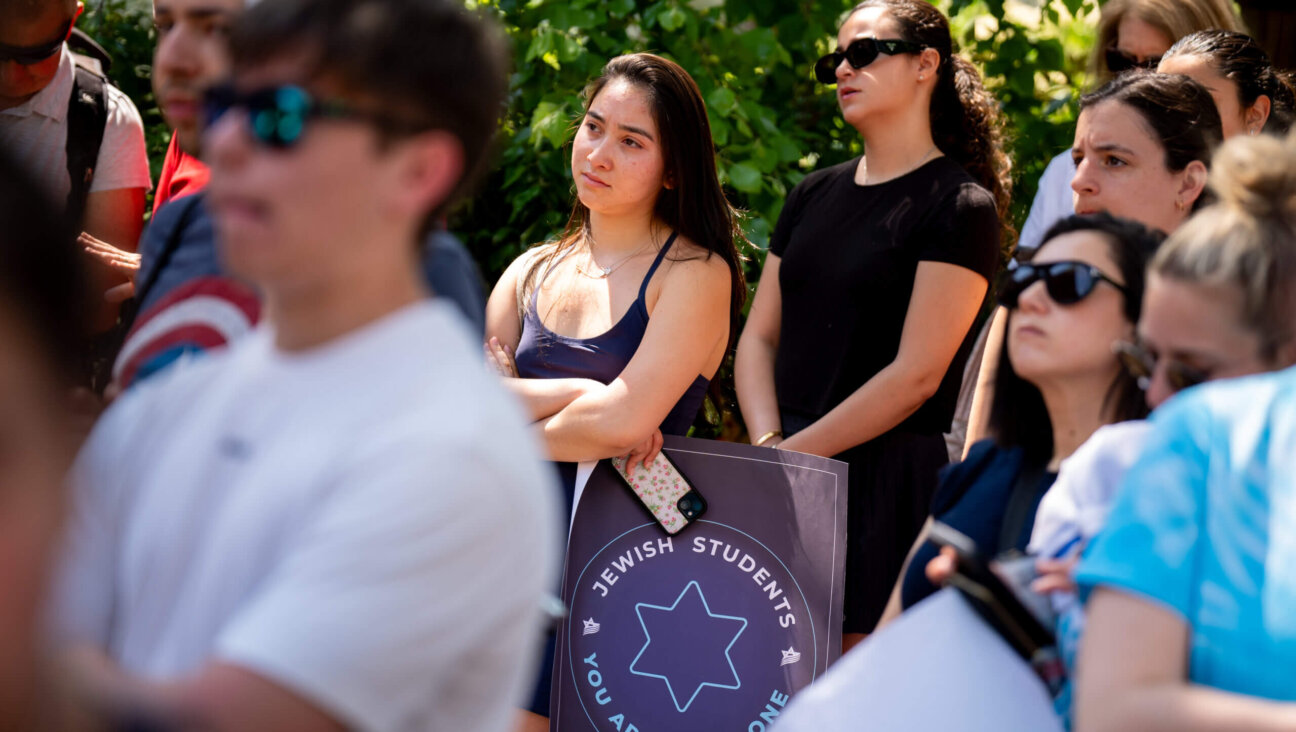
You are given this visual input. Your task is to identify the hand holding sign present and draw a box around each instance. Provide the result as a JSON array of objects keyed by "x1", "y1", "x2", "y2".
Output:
[{"x1": 552, "y1": 436, "x2": 847, "y2": 732}]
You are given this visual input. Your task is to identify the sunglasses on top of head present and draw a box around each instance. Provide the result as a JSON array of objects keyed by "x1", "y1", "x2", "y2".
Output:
[
  {"x1": 0, "y1": 17, "x2": 77, "y2": 66},
  {"x1": 202, "y1": 83, "x2": 416, "y2": 149},
  {"x1": 1104, "y1": 47, "x2": 1161, "y2": 74},
  {"x1": 997, "y1": 260, "x2": 1127, "y2": 309},
  {"x1": 814, "y1": 37, "x2": 926, "y2": 84},
  {"x1": 1113, "y1": 340, "x2": 1210, "y2": 394}
]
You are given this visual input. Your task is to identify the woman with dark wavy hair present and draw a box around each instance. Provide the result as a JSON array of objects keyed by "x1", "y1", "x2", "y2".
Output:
[
  {"x1": 482, "y1": 52, "x2": 746, "y2": 728},
  {"x1": 735, "y1": 0, "x2": 1010, "y2": 647}
]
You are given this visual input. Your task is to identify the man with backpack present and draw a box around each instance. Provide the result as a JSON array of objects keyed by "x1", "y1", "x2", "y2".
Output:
[
  {"x1": 0, "y1": 0, "x2": 151, "y2": 330},
  {"x1": 105, "y1": 0, "x2": 488, "y2": 393}
]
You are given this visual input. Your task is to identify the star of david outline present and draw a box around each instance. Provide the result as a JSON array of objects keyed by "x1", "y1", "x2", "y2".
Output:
[{"x1": 627, "y1": 580, "x2": 748, "y2": 713}]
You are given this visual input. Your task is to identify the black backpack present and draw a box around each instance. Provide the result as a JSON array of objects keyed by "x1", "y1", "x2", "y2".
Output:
[{"x1": 64, "y1": 28, "x2": 115, "y2": 224}]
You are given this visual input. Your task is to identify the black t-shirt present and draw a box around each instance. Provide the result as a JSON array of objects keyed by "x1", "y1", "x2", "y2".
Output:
[{"x1": 769, "y1": 155, "x2": 1000, "y2": 434}]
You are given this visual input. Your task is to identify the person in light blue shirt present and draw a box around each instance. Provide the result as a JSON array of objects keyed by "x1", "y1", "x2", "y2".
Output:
[{"x1": 1072, "y1": 130, "x2": 1296, "y2": 730}]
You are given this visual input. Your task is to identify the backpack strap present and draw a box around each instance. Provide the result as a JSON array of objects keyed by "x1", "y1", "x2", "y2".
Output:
[
  {"x1": 998, "y1": 458, "x2": 1049, "y2": 554},
  {"x1": 65, "y1": 58, "x2": 108, "y2": 224}
]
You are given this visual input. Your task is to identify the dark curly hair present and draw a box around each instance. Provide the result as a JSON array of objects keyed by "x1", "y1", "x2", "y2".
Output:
[{"x1": 853, "y1": 0, "x2": 1016, "y2": 260}]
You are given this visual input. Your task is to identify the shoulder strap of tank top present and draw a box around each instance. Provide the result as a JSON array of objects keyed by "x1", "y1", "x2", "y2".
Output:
[{"x1": 637, "y1": 231, "x2": 679, "y2": 302}]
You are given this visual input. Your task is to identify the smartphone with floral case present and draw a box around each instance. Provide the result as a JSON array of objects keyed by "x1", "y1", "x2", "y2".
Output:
[{"x1": 610, "y1": 452, "x2": 707, "y2": 535}]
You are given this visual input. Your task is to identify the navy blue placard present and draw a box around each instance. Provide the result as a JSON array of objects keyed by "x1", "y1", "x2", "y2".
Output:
[{"x1": 552, "y1": 436, "x2": 848, "y2": 731}]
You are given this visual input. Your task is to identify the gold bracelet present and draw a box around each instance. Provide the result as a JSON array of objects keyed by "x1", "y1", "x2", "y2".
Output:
[{"x1": 754, "y1": 430, "x2": 783, "y2": 447}]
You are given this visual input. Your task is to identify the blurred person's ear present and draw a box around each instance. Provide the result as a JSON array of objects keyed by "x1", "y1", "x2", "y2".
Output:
[{"x1": 383, "y1": 130, "x2": 464, "y2": 229}]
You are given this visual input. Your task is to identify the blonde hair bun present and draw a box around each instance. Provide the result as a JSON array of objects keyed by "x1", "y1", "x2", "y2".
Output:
[{"x1": 1209, "y1": 132, "x2": 1296, "y2": 223}]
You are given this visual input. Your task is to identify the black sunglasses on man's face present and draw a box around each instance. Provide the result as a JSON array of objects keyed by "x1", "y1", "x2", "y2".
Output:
[
  {"x1": 0, "y1": 13, "x2": 77, "y2": 66},
  {"x1": 814, "y1": 37, "x2": 925, "y2": 84}
]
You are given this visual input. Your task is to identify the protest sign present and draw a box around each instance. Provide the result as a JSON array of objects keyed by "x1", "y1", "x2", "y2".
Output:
[{"x1": 552, "y1": 436, "x2": 847, "y2": 732}]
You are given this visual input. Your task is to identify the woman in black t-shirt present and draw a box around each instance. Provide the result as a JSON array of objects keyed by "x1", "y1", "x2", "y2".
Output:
[{"x1": 734, "y1": 0, "x2": 1013, "y2": 645}]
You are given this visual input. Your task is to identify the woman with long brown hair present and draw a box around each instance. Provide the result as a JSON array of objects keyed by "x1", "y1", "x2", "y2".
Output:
[{"x1": 482, "y1": 52, "x2": 746, "y2": 728}]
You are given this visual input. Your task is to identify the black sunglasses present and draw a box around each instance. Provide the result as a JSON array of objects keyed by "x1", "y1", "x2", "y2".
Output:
[
  {"x1": 814, "y1": 37, "x2": 926, "y2": 84},
  {"x1": 1105, "y1": 47, "x2": 1161, "y2": 74},
  {"x1": 998, "y1": 260, "x2": 1127, "y2": 309},
  {"x1": 0, "y1": 19, "x2": 74, "y2": 65},
  {"x1": 203, "y1": 83, "x2": 414, "y2": 149},
  {"x1": 1113, "y1": 340, "x2": 1210, "y2": 394}
]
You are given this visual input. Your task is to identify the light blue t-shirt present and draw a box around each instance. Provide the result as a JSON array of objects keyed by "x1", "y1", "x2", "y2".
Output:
[{"x1": 1076, "y1": 367, "x2": 1296, "y2": 700}]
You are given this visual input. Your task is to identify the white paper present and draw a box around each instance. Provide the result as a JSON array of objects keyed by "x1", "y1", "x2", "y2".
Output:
[
  {"x1": 774, "y1": 589, "x2": 1065, "y2": 732},
  {"x1": 570, "y1": 460, "x2": 597, "y2": 533}
]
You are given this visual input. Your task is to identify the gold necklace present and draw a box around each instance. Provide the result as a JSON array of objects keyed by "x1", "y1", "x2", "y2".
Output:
[{"x1": 575, "y1": 236, "x2": 655, "y2": 279}]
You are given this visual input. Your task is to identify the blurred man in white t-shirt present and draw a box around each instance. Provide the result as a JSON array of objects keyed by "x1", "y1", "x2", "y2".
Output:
[{"x1": 51, "y1": 1, "x2": 561, "y2": 730}]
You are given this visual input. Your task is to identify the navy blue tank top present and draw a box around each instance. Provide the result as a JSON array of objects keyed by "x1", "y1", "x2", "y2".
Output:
[{"x1": 515, "y1": 232, "x2": 709, "y2": 436}]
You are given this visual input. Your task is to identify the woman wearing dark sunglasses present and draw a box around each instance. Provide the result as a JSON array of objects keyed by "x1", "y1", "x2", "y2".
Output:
[
  {"x1": 874, "y1": 213, "x2": 1160, "y2": 629},
  {"x1": 735, "y1": 0, "x2": 1010, "y2": 648},
  {"x1": 1013, "y1": 133, "x2": 1296, "y2": 727},
  {"x1": 1018, "y1": 0, "x2": 1241, "y2": 253}
]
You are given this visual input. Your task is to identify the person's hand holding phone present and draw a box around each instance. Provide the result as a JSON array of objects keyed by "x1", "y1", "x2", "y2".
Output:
[
  {"x1": 1030, "y1": 555, "x2": 1080, "y2": 595},
  {"x1": 623, "y1": 428, "x2": 663, "y2": 470}
]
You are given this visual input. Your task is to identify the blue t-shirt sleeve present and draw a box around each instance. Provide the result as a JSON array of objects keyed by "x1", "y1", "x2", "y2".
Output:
[{"x1": 1075, "y1": 397, "x2": 1213, "y2": 618}]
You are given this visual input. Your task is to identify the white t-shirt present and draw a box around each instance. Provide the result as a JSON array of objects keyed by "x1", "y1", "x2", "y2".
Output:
[
  {"x1": 1017, "y1": 150, "x2": 1076, "y2": 253},
  {"x1": 0, "y1": 47, "x2": 152, "y2": 202},
  {"x1": 1027, "y1": 420, "x2": 1154, "y2": 559},
  {"x1": 54, "y1": 301, "x2": 561, "y2": 732}
]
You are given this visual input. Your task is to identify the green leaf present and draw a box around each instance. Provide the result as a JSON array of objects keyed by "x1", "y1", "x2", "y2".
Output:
[
  {"x1": 659, "y1": 5, "x2": 687, "y2": 32},
  {"x1": 727, "y1": 162, "x2": 763, "y2": 193},
  {"x1": 530, "y1": 101, "x2": 570, "y2": 150},
  {"x1": 557, "y1": 34, "x2": 584, "y2": 63},
  {"x1": 772, "y1": 135, "x2": 802, "y2": 164},
  {"x1": 710, "y1": 115, "x2": 731, "y2": 146},
  {"x1": 751, "y1": 143, "x2": 779, "y2": 173},
  {"x1": 607, "y1": 0, "x2": 634, "y2": 17},
  {"x1": 706, "y1": 86, "x2": 737, "y2": 115}
]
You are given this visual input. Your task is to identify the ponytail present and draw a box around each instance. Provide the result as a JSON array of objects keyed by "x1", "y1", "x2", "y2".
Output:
[
  {"x1": 933, "y1": 53, "x2": 1015, "y2": 260},
  {"x1": 1164, "y1": 30, "x2": 1296, "y2": 135}
]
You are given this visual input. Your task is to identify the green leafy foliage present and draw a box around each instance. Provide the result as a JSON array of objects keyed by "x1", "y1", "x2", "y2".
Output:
[
  {"x1": 458, "y1": 0, "x2": 860, "y2": 283},
  {"x1": 942, "y1": 0, "x2": 1099, "y2": 225},
  {"x1": 456, "y1": 0, "x2": 1100, "y2": 438},
  {"x1": 458, "y1": 0, "x2": 1100, "y2": 287},
  {"x1": 82, "y1": 0, "x2": 1103, "y2": 437}
]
